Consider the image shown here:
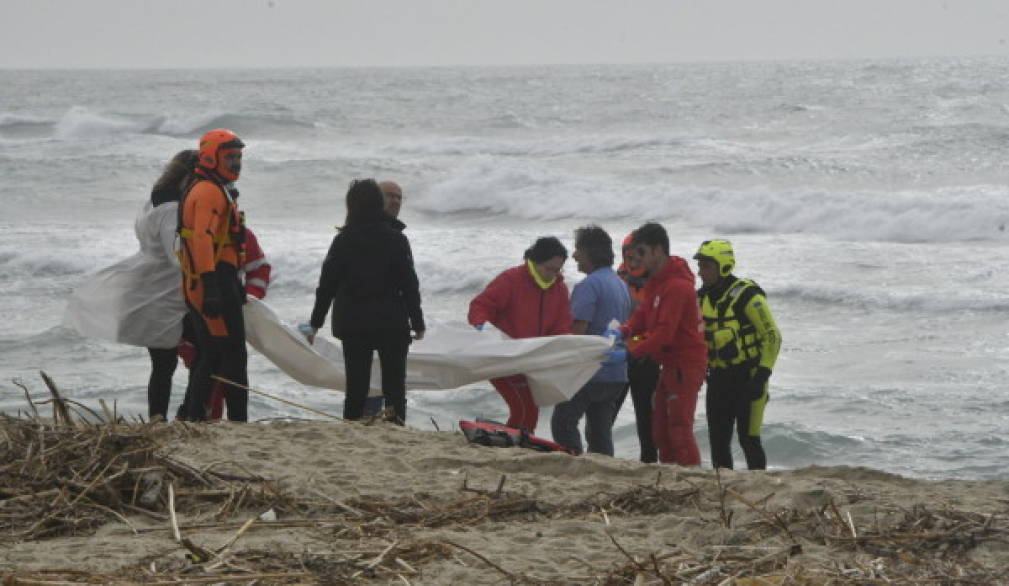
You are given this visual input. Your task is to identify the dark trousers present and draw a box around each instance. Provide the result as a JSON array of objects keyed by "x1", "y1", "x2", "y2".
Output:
[
  {"x1": 147, "y1": 347, "x2": 177, "y2": 421},
  {"x1": 551, "y1": 381, "x2": 624, "y2": 456},
  {"x1": 147, "y1": 316, "x2": 196, "y2": 421},
  {"x1": 612, "y1": 356, "x2": 660, "y2": 463},
  {"x1": 364, "y1": 394, "x2": 385, "y2": 416},
  {"x1": 706, "y1": 366, "x2": 767, "y2": 470},
  {"x1": 342, "y1": 331, "x2": 409, "y2": 424},
  {"x1": 183, "y1": 267, "x2": 248, "y2": 422}
]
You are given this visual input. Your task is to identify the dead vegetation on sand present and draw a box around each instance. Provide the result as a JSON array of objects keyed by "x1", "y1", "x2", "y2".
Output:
[{"x1": 1, "y1": 373, "x2": 1007, "y2": 584}]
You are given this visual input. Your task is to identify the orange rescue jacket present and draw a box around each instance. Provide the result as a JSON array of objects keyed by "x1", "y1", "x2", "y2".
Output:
[{"x1": 178, "y1": 178, "x2": 242, "y2": 334}]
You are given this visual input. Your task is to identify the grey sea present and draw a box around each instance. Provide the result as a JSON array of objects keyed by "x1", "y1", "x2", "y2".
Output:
[{"x1": 2, "y1": 58, "x2": 1008, "y2": 479}]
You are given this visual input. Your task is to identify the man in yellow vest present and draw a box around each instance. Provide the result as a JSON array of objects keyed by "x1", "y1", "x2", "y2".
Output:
[{"x1": 694, "y1": 240, "x2": 781, "y2": 470}]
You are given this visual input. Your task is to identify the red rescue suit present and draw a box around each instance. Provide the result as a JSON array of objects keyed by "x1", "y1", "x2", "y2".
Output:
[
  {"x1": 621, "y1": 256, "x2": 707, "y2": 466},
  {"x1": 469, "y1": 264, "x2": 571, "y2": 431}
]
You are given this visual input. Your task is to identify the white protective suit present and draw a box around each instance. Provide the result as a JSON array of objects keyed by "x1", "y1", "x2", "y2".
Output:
[{"x1": 63, "y1": 201, "x2": 186, "y2": 349}]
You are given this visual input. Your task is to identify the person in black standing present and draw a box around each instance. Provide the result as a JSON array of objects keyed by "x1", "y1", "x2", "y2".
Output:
[
  {"x1": 145, "y1": 149, "x2": 199, "y2": 421},
  {"x1": 363, "y1": 179, "x2": 407, "y2": 417},
  {"x1": 306, "y1": 179, "x2": 425, "y2": 425},
  {"x1": 612, "y1": 231, "x2": 661, "y2": 463}
]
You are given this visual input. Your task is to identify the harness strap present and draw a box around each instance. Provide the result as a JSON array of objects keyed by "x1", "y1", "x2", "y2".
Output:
[
  {"x1": 713, "y1": 279, "x2": 764, "y2": 328},
  {"x1": 702, "y1": 278, "x2": 765, "y2": 366},
  {"x1": 176, "y1": 177, "x2": 236, "y2": 287},
  {"x1": 178, "y1": 227, "x2": 233, "y2": 244}
]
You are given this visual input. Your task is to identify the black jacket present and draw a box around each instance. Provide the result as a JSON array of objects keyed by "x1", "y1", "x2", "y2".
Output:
[{"x1": 310, "y1": 219, "x2": 424, "y2": 339}]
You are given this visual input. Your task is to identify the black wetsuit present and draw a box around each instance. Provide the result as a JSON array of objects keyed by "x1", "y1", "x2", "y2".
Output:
[
  {"x1": 612, "y1": 355, "x2": 660, "y2": 463},
  {"x1": 706, "y1": 366, "x2": 766, "y2": 470},
  {"x1": 183, "y1": 262, "x2": 249, "y2": 422}
]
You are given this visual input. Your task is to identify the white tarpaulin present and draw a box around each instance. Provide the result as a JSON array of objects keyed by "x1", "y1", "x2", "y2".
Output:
[
  {"x1": 63, "y1": 202, "x2": 186, "y2": 349},
  {"x1": 243, "y1": 297, "x2": 611, "y2": 406}
]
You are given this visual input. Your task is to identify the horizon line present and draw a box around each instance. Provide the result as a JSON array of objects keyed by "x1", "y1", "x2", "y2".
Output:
[{"x1": 3, "y1": 51, "x2": 1008, "y2": 72}]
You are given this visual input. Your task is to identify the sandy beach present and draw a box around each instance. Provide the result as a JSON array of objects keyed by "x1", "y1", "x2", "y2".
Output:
[{"x1": 0, "y1": 415, "x2": 1006, "y2": 584}]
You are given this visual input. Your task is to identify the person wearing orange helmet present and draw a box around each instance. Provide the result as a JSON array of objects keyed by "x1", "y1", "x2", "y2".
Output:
[
  {"x1": 612, "y1": 231, "x2": 661, "y2": 463},
  {"x1": 205, "y1": 219, "x2": 271, "y2": 420},
  {"x1": 177, "y1": 128, "x2": 249, "y2": 422}
]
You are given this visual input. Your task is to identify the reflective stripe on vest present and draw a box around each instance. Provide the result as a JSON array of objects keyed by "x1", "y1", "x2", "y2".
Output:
[
  {"x1": 700, "y1": 279, "x2": 763, "y2": 369},
  {"x1": 178, "y1": 227, "x2": 232, "y2": 245}
]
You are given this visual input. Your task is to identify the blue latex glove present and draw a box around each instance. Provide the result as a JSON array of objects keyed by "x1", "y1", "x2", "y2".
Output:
[
  {"x1": 602, "y1": 328, "x2": 623, "y2": 344},
  {"x1": 297, "y1": 321, "x2": 318, "y2": 344},
  {"x1": 474, "y1": 323, "x2": 485, "y2": 331},
  {"x1": 601, "y1": 347, "x2": 627, "y2": 366}
]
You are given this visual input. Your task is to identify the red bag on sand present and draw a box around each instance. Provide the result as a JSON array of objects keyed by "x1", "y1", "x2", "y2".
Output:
[{"x1": 459, "y1": 420, "x2": 576, "y2": 455}]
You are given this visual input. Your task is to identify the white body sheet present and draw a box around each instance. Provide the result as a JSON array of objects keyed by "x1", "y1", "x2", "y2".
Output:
[{"x1": 243, "y1": 297, "x2": 610, "y2": 407}]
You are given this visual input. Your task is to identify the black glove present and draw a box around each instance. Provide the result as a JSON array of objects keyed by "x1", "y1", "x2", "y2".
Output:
[
  {"x1": 748, "y1": 366, "x2": 771, "y2": 401},
  {"x1": 201, "y1": 272, "x2": 223, "y2": 318}
]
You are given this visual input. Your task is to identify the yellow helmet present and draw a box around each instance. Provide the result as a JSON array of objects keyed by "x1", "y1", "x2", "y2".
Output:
[{"x1": 693, "y1": 239, "x2": 735, "y2": 276}]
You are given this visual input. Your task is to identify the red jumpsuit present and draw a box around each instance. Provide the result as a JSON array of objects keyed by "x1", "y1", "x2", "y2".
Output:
[
  {"x1": 621, "y1": 256, "x2": 707, "y2": 466},
  {"x1": 468, "y1": 264, "x2": 571, "y2": 431}
]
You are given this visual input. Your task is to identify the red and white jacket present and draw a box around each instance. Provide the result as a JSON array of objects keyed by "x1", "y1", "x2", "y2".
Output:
[{"x1": 242, "y1": 228, "x2": 271, "y2": 300}]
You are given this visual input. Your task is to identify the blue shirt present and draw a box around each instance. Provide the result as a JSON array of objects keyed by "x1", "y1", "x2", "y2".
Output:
[{"x1": 570, "y1": 266, "x2": 633, "y2": 383}]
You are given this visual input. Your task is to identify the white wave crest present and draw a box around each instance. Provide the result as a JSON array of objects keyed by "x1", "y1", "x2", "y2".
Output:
[
  {"x1": 390, "y1": 133, "x2": 690, "y2": 158},
  {"x1": 53, "y1": 106, "x2": 145, "y2": 140},
  {"x1": 773, "y1": 283, "x2": 1009, "y2": 313},
  {"x1": 154, "y1": 111, "x2": 231, "y2": 136},
  {"x1": 0, "y1": 112, "x2": 52, "y2": 127},
  {"x1": 415, "y1": 157, "x2": 1009, "y2": 243},
  {"x1": 0, "y1": 247, "x2": 104, "y2": 278}
]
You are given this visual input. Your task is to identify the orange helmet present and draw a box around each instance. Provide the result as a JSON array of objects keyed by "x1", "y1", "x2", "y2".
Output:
[
  {"x1": 621, "y1": 232, "x2": 636, "y2": 259},
  {"x1": 619, "y1": 231, "x2": 647, "y2": 283},
  {"x1": 198, "y1": 128, "x2": 244, "y2": 182}
]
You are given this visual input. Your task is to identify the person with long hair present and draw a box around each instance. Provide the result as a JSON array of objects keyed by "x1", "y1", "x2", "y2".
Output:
[
  {"x1": 64, "y1": 149, "x2": 199, "y2": 421},
  {"x1": 146, "y1": 150, "x2": 199, "y2": 420},
  {"x1": 468, "y1": 236, "x2": 572, "y2": 432},
  {"x1": 307, "y1": 179, "x2": 425, "y2": 424}
]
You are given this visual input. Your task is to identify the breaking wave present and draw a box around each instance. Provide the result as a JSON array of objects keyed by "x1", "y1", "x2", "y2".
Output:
[{"x1": 414, "y1": 157, "x2": 1009, "y2": 243}]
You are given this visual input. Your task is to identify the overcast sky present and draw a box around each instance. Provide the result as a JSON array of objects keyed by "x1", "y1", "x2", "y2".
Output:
[{"x1": 3, "y1": 0, "x2": 1009, "y2": 69}]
